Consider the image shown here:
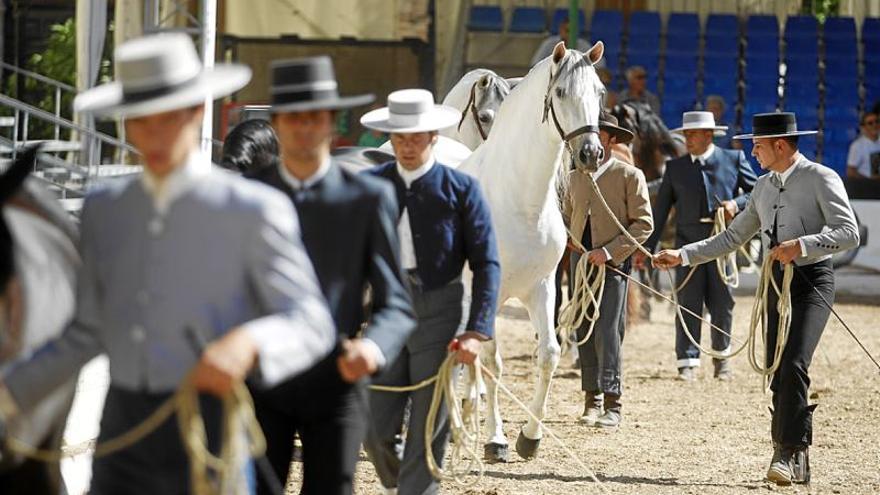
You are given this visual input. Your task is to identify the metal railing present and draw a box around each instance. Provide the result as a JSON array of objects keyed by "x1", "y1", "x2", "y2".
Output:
[{"x1": 0, "y1": 61, "x2": 78, "y2": 143}]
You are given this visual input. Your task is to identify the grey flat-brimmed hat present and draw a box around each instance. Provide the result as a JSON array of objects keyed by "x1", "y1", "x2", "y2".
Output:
[
  {"x1": 733, "y1": 112, "x2": 818, "y2": 140},
  {"x1": 360, "y1": 89, "x2": 460, "y2": 133},
  {"x1": 671, "y1": 111, "x2": 729, "y2": 135},
  {"x1": 269, "y1": 56, "x2": 374, "y2": 113},
  {"x1": 73, "y1": 33, "x2": 251, "y2": 119}
]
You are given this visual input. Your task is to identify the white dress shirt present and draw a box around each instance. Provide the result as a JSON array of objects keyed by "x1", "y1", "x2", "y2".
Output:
[
  {"x1": 277, "y1": 157, "x2": 332, "y2": 191},
  {"x1": 396, "y1": 156, "x2": 436, "y2": 270},
  {"x1": 141, "y1": 150, "x2": 209, "y2": 216}
]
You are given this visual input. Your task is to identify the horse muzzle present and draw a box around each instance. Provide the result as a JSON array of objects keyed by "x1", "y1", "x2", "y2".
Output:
[{"x1": 574, "y1": 135, "x2": 603, "y2": 172}]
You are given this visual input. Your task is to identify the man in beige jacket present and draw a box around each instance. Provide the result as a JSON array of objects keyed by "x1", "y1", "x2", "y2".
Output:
[{"x1": 563, "y1": 114, "x2": 653, "y2": 429}]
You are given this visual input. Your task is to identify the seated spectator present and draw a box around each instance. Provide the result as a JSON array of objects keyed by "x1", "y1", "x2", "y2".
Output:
[
  {"x1": 619, "y1": 66, "x2": 660, "y2": 114},
  {"x1": 847, "y1": 111, "x2": 880, "y2": 178},
  {"x1": 530, "y1": 15, "x2": 599, "y2": 67},
  {"x1": 221, "y1": 118, "x2": 280, "y2": 177},
  {"x1": 705, "y1": 94, "x2": 732, "y2": 148}
]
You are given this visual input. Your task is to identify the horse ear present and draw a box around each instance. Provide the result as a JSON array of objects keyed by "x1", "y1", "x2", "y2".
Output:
[
  {"x1": 552, "y1": 41, "x2": 566, "y2": 63},
  {"x1": 505, "y1": 77, "x2": 523, "y2": 90},
  {"x1": 584, "y1": 41, "x2": 604, "y2": 66},
  {"x1": 0, "y1": 143, "x2": 41, "y2": 204}
]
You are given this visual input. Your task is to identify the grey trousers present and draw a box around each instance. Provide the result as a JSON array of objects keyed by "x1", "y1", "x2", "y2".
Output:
[
  {"x1": 571, "y1": 254, "x2": 628, "y2": 397},
  {"x1": 364, "y1": 281, "x2": 464, "y2": 495}
]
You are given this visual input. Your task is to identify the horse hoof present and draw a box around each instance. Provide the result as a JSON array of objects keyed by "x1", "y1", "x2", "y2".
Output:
[
  {"x1": 515, "y1": 429, "x2": 541, "y2": 460},
  {"x1": 483, "y1": 442, "x2": 509, "y2": 463}
]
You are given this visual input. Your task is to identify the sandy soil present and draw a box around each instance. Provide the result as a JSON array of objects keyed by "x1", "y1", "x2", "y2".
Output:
[{"x1": 288, "y1": 295, "x2": 880, "y2": 494}]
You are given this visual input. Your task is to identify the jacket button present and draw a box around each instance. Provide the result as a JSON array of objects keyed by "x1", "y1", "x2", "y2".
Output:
[
  {"x1": 772, "y1": 205, "x2": 777, "y2": 209},
  {"x1": 131, "y1": 325, "x2": 146, "y2": 342}
]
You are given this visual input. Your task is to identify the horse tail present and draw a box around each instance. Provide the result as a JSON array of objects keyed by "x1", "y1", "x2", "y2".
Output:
[{"x1": 0, "y1": 144, "x2": 41, "y2": 204}]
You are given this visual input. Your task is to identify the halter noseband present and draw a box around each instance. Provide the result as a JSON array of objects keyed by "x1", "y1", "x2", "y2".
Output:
[
  {"x1": 457, "y1": 80, "x2": 489, "y2": 141},
  {"x1": 542, "y1": 70, "x2": 600, "y2": 150}
]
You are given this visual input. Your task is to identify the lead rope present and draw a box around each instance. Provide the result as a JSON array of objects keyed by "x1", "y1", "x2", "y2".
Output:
[{"x1": 560, "y1": 174, "x2": 793, "y2": 387}]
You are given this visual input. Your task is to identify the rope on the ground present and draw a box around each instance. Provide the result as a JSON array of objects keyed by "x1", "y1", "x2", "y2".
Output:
[{"x1": 5, "y1": 375, "x2": 265, "y2": 495}]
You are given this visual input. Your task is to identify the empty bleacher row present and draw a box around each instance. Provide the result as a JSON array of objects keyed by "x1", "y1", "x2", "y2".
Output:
[{"x1": 465, "y1": 6, "x2": 880, "y2": 175}]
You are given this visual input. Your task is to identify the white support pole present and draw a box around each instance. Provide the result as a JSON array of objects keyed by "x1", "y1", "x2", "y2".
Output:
[{"x1": 199, "y1": 0, "x2": 216, "y2": 163}]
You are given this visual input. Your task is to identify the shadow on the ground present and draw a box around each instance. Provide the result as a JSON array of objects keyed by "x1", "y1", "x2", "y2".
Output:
[{"x1": 483, "y1": 469, "x2": 764, "y2": 490}]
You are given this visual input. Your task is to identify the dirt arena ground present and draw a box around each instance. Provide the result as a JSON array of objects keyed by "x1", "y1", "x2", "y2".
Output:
[{"x1": 289, "y1": 293, "x2": 880, "y2": 494}]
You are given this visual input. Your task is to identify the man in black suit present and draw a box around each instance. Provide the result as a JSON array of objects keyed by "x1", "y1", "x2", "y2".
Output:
[
  {"x1": 249, "y1": 56, "x2": 416, "y2": 495},
  {"x1": 635, "y1": 111, "x2": 756, "y2": 381}
]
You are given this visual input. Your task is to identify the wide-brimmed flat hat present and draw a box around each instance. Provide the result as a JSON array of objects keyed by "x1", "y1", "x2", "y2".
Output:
[
  {"x1": 733, "y1": 112, "x2": 818, "y2": 140},
  {"x1": 671, "y1": 111, "x2": 729, "y2": 135},
  {"x1": 270, "y1": 56, "x2": 374, "y2": 113},
  {"x1": 73, "y1": 33, "x2": 251, "y2": 119},
  {"x1": 599, "y1": 114, "x2": 634, "y2": 144},
  {"x1": 360, "y1": 89, "x2": 460, "y2": 134}
]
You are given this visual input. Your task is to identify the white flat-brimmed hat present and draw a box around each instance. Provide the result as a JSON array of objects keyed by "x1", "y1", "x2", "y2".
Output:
[
  {"x1": 73, "y1": 33, "x2": 251, "y2": 119},
  {"x1": 360, "y1": 89, "x2": 460, "y2": 134},
  {"x1": 671, "y1": 111, "x2": 729, "y2": 135}
]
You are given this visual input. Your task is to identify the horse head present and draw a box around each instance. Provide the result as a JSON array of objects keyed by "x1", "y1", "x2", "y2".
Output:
[
  {"x1": 611, "y1": 101, "x2": 684, "y2": 181},
  {"x1": 543, "y1": 41, "x2": 606, "y2": 173},
  {"x1": 454, "y1": 70, "x2": 516, "y2": 145}
]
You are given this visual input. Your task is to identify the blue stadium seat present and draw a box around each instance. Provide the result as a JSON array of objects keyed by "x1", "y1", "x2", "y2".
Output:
[
  {"x1": 667, "y1": 13, "x2": 700, "y2": 35},
  {"x1": 785, "y1": 56, "x2": 819, "y2": 79},
  {"x1": 703, "y1": 54, "x2": 739, "y2": 74},
  {"x1": 745, "y1": 56, "x2": 780, "y2": 78},
  {"x1": 706, "y1": 14, "x2": 740, "y2": 35},
  {"x1": 823, "y1": 36, "x2": 857, "y2": 56},
  {"x1": 824, "y1": 17, "x2": 856, "y2": 39},
  {"x1": 663, "y1": 77, "x2": 697, "y2": 98},
  {"x1": 509, "y1": 7, "x2": 546, "y2": 33},
  {"x1": 784, "y1": 82, "x2": 819, "y2": 102},
  {"x1": 603, "y1": 47, "x2": 621, "y2": 68},
  {"x1": 823, "y1": 103, "x2": 858, "y2": 123},
  {"x1": 865, "y1": 81, "x2": 880, "y2": 107},
  {"x1": 705, "y1": 34, "x2": 740, "y2": 55},
  {"x1": 591, "y1": 10, "x2": 624, "y2": 38},
  {"x1": 629, "y1": 11, "x2": 661, "y2": 35},
  {"x1": 665, "y1": 53, "x2": 698, "y2": 74},
  {"x1": 743, "y1": 99, "x2": 778, "y2": 117},
  {"x1": 786, "y1": 37, "x2": 818, "y2": 57},
  {"x1": 824, "y1": 57, "x2": 857, "y2": 78},
  {"x1": 468, "y1": 6, "x2": 504, "y2": 32},
  {"x1": 550, "y1": 8, "x2": 586, "y2": 35},
  {"x1": 864, "y1": 17, "x2": 880, "y2": 41},
  {"x1": 797, "y1": 138, "x2": 817, "y2": 159},
  {"x1": 666, "y1": 33, "x2": 698, "y2": 54},
  {"x1": 702, "y1": 81, "x2": 738, "y2": 106},
  {"x1": 746, "y1": 79, "x2": 779, "y2": 101},
  {"x1": 746, "y1": 36, "x2": 780, "y2": 58},
  {"x1": 625, "y1": 52, "x2": 660, "y2": 73},
  {"x1": 747, "y1": 15, "x2": 779, "y2": 37},
  {"x1": 628, "y1": 34, "x2": 660, "y2": 53},
  {"x1": 785, "y1": 15, "x2": 818, "y2": 36}
]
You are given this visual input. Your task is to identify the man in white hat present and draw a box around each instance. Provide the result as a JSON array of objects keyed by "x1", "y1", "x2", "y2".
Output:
[
  {"x1": 0, "y1": 33, "x2": 335, "y2": 493},
  {"x1": 635, "y1": 110, "x2": 756, "y2": 381},
  {"x1": 654, "y1": 111, "x2": 859, "y2": 485},
  {"x1": 360, "y1": 89, "x2": 501, "y2": 495},
  {"x1": 248, "y1": 56, "x2": 416, "y2": 495}
]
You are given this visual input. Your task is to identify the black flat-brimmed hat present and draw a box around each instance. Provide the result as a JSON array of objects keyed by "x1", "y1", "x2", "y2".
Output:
[
  {"x1": 269, "y1": 56, "x2": 374, "y2": 113},
  {"x1": 599, "y1": 114, "x2": 634, "y2": 144},
  {"x1": 733, "y1": 112, "x2": 818, "y2": 140}
]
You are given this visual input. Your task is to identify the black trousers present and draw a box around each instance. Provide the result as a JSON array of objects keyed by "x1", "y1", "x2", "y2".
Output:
[
  {"x1": 251, "y1": 350, "x2": 368, "y2": 495},
  {"x1": 673, "y1": 262, "x2": 735, "y2": 368},
  {"x1": 90, "y1": 387, "x2": 226, "y2": 495},
  {"x1": 766, "y1": 259, "x2": 834, "y2": 447}
]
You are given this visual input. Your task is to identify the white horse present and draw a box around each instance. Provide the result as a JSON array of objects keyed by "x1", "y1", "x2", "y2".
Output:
[
  {"x1": 441, "y1": 69, "x2": 519, "y2": 151},
  {"x1": 459, "y1": 41, "x2": 606, "y2": 461}
]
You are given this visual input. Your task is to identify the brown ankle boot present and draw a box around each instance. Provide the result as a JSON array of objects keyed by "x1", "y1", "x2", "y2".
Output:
[{"x1": 580, "y1": 391, "x2": 603, "y2": 425}]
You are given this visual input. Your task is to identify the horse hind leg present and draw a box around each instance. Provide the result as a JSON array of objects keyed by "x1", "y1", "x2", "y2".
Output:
[
  {"x1": 481, "y1": 338, "x2": 510, "y2": 463},
  {"x1": 516, "y1": 277, "x2": 561, "y2": 460}
]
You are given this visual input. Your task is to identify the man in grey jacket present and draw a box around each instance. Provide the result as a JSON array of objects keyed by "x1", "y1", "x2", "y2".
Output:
[
  {"x1": 0, "y1": 33, "x2": 335, "y2": 494},
  {"x1": 655, "y1": 112, "x2": 859, "y2": 486}
]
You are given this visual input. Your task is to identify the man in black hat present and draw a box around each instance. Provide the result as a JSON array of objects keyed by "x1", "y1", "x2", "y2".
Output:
[
  {"x1": 248, "y1": 56, "x2": 416, "y2": 495},
  {"x1": 655, "y1": 112, "x2": 860, "y2": 485},
  {"x1": 562, "y1": 114, "x2": 653, "y2": 429}
]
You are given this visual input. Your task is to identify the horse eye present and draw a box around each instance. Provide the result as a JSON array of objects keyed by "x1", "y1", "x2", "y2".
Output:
[{"x1": 555, "y1": 87, "x2": 564, "y2": 98}]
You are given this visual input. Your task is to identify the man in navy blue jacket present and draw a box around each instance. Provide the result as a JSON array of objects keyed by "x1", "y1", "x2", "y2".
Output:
[
  {"x1": 635, "y1": 111, "x2": 756, "y2": 381},
  {"x1": 248, "y1": 57, "x2": 417, "y2": 495},
  {"x1": 360, "y1": 89, "x2": 501, "y2": 495}
]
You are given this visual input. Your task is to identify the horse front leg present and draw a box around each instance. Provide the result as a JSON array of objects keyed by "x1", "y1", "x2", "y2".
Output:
[
  {"x1": 481, "y1": 338, "x2": 510, "y2": 462},
  {"x1": 517, "y1": 276, "x2": 560, "y2": 460}
]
